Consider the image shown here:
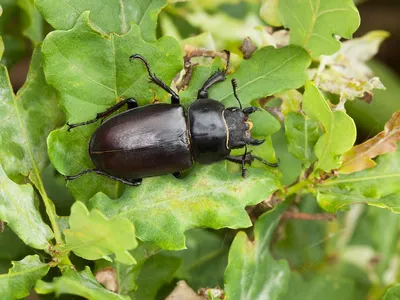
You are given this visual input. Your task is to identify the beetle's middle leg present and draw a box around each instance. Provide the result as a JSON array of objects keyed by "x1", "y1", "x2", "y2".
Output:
[
  {"x1": 197, "y1": 50, "x2": 231, "y2": 99},
  {"x1": 66, "y1": 98, "x2": 138, "y2": 131},
  {"x1": 64, "y1": 168, "x2": 142, "y2": 186},
  {"x1": 130, "y1": 54, "x2": 180, "y2": 105}
]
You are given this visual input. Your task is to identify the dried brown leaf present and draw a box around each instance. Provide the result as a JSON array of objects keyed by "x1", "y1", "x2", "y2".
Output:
[
  {"x1": 166, "y1": 281, "x2": 205, "y2": 300},
  {"x1": 95, "y1": 267, "x2": 118, "y2": 293},
  {"x1": 339, "y1": 111, "x2": 400, "y2": 174}
]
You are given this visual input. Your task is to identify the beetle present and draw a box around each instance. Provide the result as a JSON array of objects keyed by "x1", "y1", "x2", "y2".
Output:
[{"x1": 65, "y1": 51, "x2": 278, "y2": 186}]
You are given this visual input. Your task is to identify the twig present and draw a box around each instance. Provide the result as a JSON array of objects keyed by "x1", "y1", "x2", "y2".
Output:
[
  {"x1": 175, "y1": 47, "x2": 229, "y2": 91},
  {"x1": 282, "y1": 211, "x2": 336, "y2": 221}
]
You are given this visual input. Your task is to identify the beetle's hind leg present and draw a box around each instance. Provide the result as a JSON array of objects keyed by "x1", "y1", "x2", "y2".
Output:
[
  {"x1": 197, "y1": 50, "x2": 231, "y2": 99},
  {"x1": 65, "y1": 169, "x2": 142, "y2": 186},
  {"x1": 130, "y1": 54, "x2": 180, "y2": 105},
  {"x1": 66, "y1": 98, "x2": 138, "y2": 131}
]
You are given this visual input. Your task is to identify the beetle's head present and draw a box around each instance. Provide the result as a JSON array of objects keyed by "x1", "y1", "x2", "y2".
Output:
[{"x1": 223, "y1": 106, "x2": 265, "y2": 149}]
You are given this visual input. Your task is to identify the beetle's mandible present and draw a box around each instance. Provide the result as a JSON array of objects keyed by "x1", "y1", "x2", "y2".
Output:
[{"x1": 65, "y1": 51, "x2": 278, "y2": 186}]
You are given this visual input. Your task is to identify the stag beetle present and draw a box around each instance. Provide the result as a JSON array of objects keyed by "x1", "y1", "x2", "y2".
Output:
[{"x1": 65, "y1": 51, "x2": 278, "y2": 186}]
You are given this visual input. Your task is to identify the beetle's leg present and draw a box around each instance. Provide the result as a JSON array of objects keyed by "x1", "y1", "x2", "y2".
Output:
[
  {"x1": 226, "y1": 152, "x2": 279, "y2": 178},
  {"x1": 197, "y1": 50, "x2": 231, "y2": 99},
  {"x1": 173, "y1": 172, "x2": 182, "y2": 179},
  {"x1": 67, "y1": 98, "x2": 138, "y2": 131},
  {"x1": 130, "y1": 54, "x2": 180, "y2": 105},
  {"x1": 64, "y1": 169, "x2": 142, "y2": 186}
]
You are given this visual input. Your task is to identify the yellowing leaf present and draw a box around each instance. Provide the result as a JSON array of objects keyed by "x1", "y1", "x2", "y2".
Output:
[
  {"x1": 260, "y1": 0, "x2": 282, "y2": 27},
  {"x1": 303, "y1": 82, "x2": 356, "y2": 172},
  {"x1": 63, "y1": 202, "x2": 138, "y2": 265},
  {"x1": 278, "y1": 89, "x2": 302, "y2": 116},
  {"x1": 314, "y1": 31, "x2": 389, "y2": 102},
  {"x1": 317, "y1": 150, "x2": 400, "y2": 213},
  {"x1": 340, "y1": 111, "x2": 400, "y2": 174}
]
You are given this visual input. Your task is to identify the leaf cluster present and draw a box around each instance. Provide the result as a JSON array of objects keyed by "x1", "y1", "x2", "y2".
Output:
[{"x1": 0, "y1": 0, "x2": 399, "y2": 299}]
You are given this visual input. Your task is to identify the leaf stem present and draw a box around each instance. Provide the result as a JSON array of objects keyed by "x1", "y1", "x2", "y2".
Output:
[
  {"x1": 31, "y1": 173, "x2": 63, "y2": 245},
  {"x1": 285, "y1": 177, "x2": 311, "y2": 197}
]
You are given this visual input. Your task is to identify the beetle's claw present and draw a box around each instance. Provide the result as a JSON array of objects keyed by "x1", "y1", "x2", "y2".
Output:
[
  {"x1": 248, "y1": 138, "x2": 265, "y2": 146},
  {"x1": 129, "y1": 54, "x2": 142, "y2": 62}
]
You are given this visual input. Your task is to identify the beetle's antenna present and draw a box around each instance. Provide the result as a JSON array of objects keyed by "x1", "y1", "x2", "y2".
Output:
[
  {"x1": 231, "y1": 78, "x2": 242, "y2": 109},
  {"x1": 241, "y1": 145, "x2": 248, "y2": 178}
]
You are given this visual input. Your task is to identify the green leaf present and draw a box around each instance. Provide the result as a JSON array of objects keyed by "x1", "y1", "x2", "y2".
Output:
[
  {"x1": 35, "y1": 0, "x2": 167, "y2": 41},
  {"x1": 210, "y1": 46, "x2": 311, "y2": 108},
  {"x1": 0, "y1": 255, "x2": 50, "y2": 300},
  {"x1": 272, "y1": 127, "x2": 302, "y2": 186},
  {"x1": 0, "y1": 45, "x2": 63, "y2": 183},
  {"x1": 279, "y1": 89, "x2": 302, "y2": 116},
  {"x1": 89, "y1": 163, "x2": 281, "y2": 250},
  {"x1": 0, "y1": 37, "x2": 4, "y2": 60},
  {"x1": 281, "y1": 273, "x2": 356, "y2": 300},
  {"x1": 0, "y1": 164, "x2": 53, "y2": 250},
  {"x1": 0, "y1": 36, "x2": 25, "y2": 68},
  {"x1": 167, "y1": 229, "x2": 230, "y2": 290},
  {"x1": 35, "y1": 266, "x2": 130, "y2": 300},
  {"x1": 316, "y1": 149, "x2": 400, "y2": 213},
  {"x1": 95, "y1": 243, "x2": 161, "y2": 295},
  {"x1": 224, "y1": 202, "x2": 290, "y2": 300},
  {"x1": 279, "y1": 0, "x2": 360, "y2": 58},
  {"x1": 179, "y1": 59, "x2": 225, "y2": 106},
  {"x1": 17, "y1": 0, "x2": 43, "y2": 43},
  {"x1": 63, "y1": 201, "x2": 138, "y2": 264},
  {"x1": 302, "y1": 81, "x2": 356, "y2": 172},
  {"x1": 284, "y1": 112, "x2": 320, "y2": 166},
  {"x1": 0, "y1": 226, "x2": 32, "y2": 263},
  {"x1": 383, "y1": 284, "x2": 400, "y2": 300},
  {"x1": 130, "y1": 254, "x2": 181, "y2": 300},
  {"x1": 273, "y1": 194, "x2": 327, "y2": 270},
  {"x1": 348, "y1": 206, "x2": 400, "y2": 282},
  {"x1": 44, "y1": 12, "x2": 182, "y2": 201},
  {"x1": 250, "y1": 109, "x2": 281, "y2": 137},
  {"x1": 260, "y1": 0, "x2": 282, "y2": 27}
]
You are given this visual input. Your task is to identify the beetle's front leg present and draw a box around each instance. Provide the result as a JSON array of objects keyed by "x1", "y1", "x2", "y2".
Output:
[
  {"x1": 197, "y1": 50, "x2": 231, "y2": 99},
  {"x1": 66, "y1": 98, "x2": 138, "y2": 131},
  {"x1": 225, "y1": 152, "x2": 279, "y2": 178},
  {"x1": 130, "y1": 54, "x2": 180, "y2": 105}
]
